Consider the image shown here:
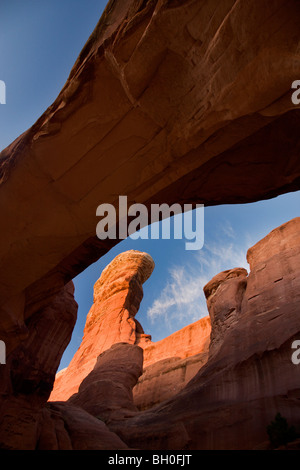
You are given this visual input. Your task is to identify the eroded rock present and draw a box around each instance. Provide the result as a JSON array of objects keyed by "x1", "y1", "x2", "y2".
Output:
[
  {"x1": 133, "y1": 316, "x2": 211, "y2": 410},
  {"x1": 0, "y1": 282, "x2": 77, "y2": 450},
  {"x1": 50, "y1": 250, "x2": 154, "y2": 401},
  {"x1": 68, "y1": 343, "x2": 143, "y2": 423},
  {"x1": 0, "y1": 0, "x2": 300, "y2": 451},
  {"x1": 0, "y1": 0, "x2": 300, "y2": 355},
  {"x1": 37, "y1": 402, "x2": 128, "y2": 450},
  {"x1": 110, "y1": 218, "x2": 300, "y2": 450}
]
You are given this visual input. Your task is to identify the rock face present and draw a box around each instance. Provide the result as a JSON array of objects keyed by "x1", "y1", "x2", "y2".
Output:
[
  {"x1": 1, "y1": 0, "x2": 300, "y2": 451},
  {"x1": 51, "y1": 250, "x2": 211, "y2": 412},
  {"x1": 68, "y1": 343, "x2": 143, "y2": 423},
  {"x1": 203, "y1": 267, "x2": 248, "y2": 357},
  {"x1": 50, "y1": 250, "x2": 154, "y2": 401},
  {"x1": 0, "y1": 276, "x2": 133, "y2": 450},
  {"x1": 142, "y1": 316, "x2": 211, "y2": 368},
  {"x1": 2, "y1": 215, "x2": 300, "y2": 449},
  {"x1": 133, "y1": 352, "x2": 209, "y2": 412},
  {"x1": 133, "y1": 317, "x2": 211, "y2": 410},
  {"x1": 0, "y1": 282, "x2": 78, "y2": 449},
  {"x1": 36, "y1": 402, "x2": 129, "y2": 450},
  {"x1": 0, "y1": 0, "x2": 300, "y2": 376},
  {"x1": 110, "y1": 217, "x2": 300, "y2": 450}
]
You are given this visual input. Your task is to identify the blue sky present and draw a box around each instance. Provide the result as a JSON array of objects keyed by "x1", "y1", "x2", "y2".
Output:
[
  {"x1": 67, "y1": 193, "x2": 300, "y2": 371},
  {"x1": 0, "y1": 0, "x2": 108, "y2": 151},
  {"x1": 0, "y1": 1, "x2": 299, "y2": 371}
]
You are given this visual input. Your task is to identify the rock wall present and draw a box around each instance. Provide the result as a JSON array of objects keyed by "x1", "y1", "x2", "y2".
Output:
[
  {"x1": 68, "y1": 343, "x2": 144, "y2": 423},
  {"x1": 1, "y1": 0, "x2": 300, "y2": 450},
  {"x1": 36, "y1": 402, "x2": 129, "y2": 450},
  {"x1": 142, "y1": 316, "x2": 211, "y2": 368},
  {"x1": 0, "y1": 282, "x2": 78, "y2": 449},
  {"x1": 2, "y1": 215, "x2": 300, "y2": 449},
  {"x1": 0, "y1": 0, "x2": 300, "y2": 370},
  {"x1": 51, "y1": 250, "x2": 211, "y2": 412},
  {"x1": 133, "y1": 352, "x2": 210, "y2": 412},
  {"x1": 133, "y1": 317, "x2": 211, "y2": 410},
  {"x1": 110, "y1": 217, "x2": 300, "y2": 450}
]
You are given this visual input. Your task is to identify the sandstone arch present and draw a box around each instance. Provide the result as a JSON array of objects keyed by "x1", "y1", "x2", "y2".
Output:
[{"x1": 1, "y1": 0, "x2": 300, "y2": 449}]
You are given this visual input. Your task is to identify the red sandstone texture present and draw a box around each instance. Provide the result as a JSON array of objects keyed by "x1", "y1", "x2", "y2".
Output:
[
  {"x1": 51, "y1": 250, "x2": 211, "y2": 410},
  {"x1": 68, "y1": 343, "x2": 143, "y2": 422},
  {"x1": 50, "y1": 250, "x2": 154, "y2": 401},
  {"x1": 110, "y1": 218, "x2": 300, "y2": 450},
  {"x1": 0, "y1": 0, "x2": 300, "y2": 364},
  {"x1": 133, "y1": 351, "x2": 210, "y2": 411},
  {"x1": 133, "y1": 317, "x2": 211, "y2": 410},
  {"x1": 142, "y1": 316, "x2": 211, "y2": 368},
  {"x1": 2, "y1": 216, "x2": 300, "y2": 449},
  {"x1": 49, "y1": 217, "x2": 300, "y2": 450},
  {"x1": 0, "y1": 283, "x2": 78, "y2": 449},
  {"x1": 0, "y1": 0, "x2": 300, "y2": 451},
  {"x1": 36, "y1": 402, "x2": 128, "y2": 450}
]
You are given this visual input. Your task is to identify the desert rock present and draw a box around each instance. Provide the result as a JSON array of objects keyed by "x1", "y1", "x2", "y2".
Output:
[
  {"x1": 68, "y1": 343, "x2": 143, "y2": 423},
  {"x1": 50, "y1": 250, "x2": 154, "y2": 401},
  {"x1": 0, "y1": 0, "x2": 300, "y2": 356},
  {"x1": 110, "y1": 218, "x2": 300, "y2": 450},
  {"x1": 0, "y1": 0, "x2": 300, "y2": 450},
  {"x1": 133, "y1": 317, "x2": 211, "y2": 410}
]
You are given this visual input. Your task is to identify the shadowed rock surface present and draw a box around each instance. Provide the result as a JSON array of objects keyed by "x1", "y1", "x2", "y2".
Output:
[
  {"x1": 133, "y1": 317, "x2": 211, "y2": 410},
  {"x1": 109, "y1": 217, "x2": 300, "y2": 450},
  {"x1": 0, "y1": 282, "x2": 78, "y2": 449},
  {"x1": 51, "y1": 250, "x2": 211, "y2": 411},
  {"x1": 68, "y1": 343, "x2": 143, "y2": 422},
  {"x1": 0, "y1": 0, "x2": 300, "y2": 450},
  {"x1": 36, "y1": 402, "x2": 128, "y2": 450},
  {"x1": 1, "y1": 0, "x2": 300, "y2": 359}
]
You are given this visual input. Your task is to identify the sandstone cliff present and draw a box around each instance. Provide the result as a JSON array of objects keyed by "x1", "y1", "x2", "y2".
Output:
[
  {"x1": 0, "y1": 0, "x2": 300, "y2": 372},
  {"x1": 48, "y1": 217, "x2": 300, "y2": 450},
  {"x1": 0, "y1": 0, "x2": 300, "y2": 450},
  {"x1": 110, "y1": 217, "x2": 300, "y2": 450},
  {"x1": 133, "y1": 317, "x2": 211, "y2": 410},
  {"x1": 68, "y1": 343, "x2": 144, "y2": 423}
]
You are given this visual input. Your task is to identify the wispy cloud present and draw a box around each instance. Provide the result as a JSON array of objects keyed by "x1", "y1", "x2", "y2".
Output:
[
  {"x1": 147, "y1": 265, "x2": 208, "y2": 328},
  {"x1": 219, "y1": 220, "x2": 236, "y2": 239},
  {"x1": 147, "y1": 231, "x2": 250, "y2": 332}
]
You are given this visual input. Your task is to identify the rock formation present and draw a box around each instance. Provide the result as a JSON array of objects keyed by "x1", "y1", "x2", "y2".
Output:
[
  {"x1": 2, "y1": 215, "x2": 300, "y2": 449},
  {"x1": 110, "y1": 217, "x2": 300, "y2": 450},
  {"x1": 133, "y1": 317, "x2": 211, "y2": 410},
  {"x1": 203, "y1": 267, "x2": 248, "y2": 357},
  {"x1": 48, "y1": 217, "x2": 300, "y2": 450},
  {"x1": 36, "y1": 402, "x2": 129, "y2": 450},
  {"x1": 0, "y1": 0, "x2": 300, "y2": 377},
  {"x1": 50, "y1": 250, "x2": 154, "y2": 401},
  {"x1": 68, "y1": 343, "x2": 143, "y2": 423},
  {"x1": 142, "y1": 316, "x2": 211, "y2": 369},
  {"x1": 50, "y1": 249, "x2": 211, "y2": 412},
  {"x1": 0, "y1": 0, "x2": 300, "y2": 450},
  {"x1": 0, "y1": 282, "x2": 78, "y2": 449}
]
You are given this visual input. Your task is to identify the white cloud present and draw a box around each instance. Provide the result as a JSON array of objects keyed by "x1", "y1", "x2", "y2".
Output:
[
  {"x1": 219, "y1": 220, "x2": 236, "y2": 239},
  {"x1": 146, "y1": 233, "x2": 250, "y2": 331}
]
